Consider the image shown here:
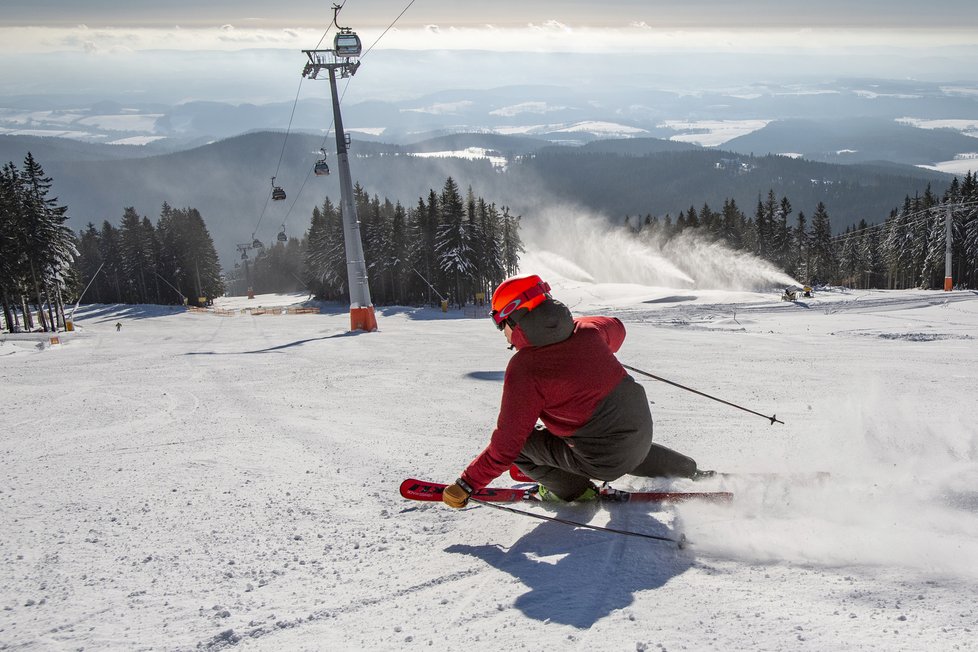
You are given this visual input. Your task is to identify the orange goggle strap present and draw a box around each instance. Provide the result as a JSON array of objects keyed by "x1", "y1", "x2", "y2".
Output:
[{"x1": 490, "y1": 281, "x2": 551, "y2": 329}]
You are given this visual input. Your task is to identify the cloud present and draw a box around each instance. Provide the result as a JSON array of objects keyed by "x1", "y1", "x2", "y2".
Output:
[{"x1": 1, "y1": 23, "x2": 978, "y2": 57}]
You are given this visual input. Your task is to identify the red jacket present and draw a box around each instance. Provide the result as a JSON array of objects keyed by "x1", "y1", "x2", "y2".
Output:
[{"x1": 461, "y1": 316, "x2": 627, "y2": 490}]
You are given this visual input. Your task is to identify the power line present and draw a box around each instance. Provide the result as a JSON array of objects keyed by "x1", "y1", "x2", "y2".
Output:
[{"x1": 829, "y1": 199, "x2": 978, "y2": 243}]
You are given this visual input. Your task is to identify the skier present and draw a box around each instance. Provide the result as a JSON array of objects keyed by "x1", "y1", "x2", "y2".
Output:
[{"x1": 442, "y1": 274, "x2": 712, "y2": 508}]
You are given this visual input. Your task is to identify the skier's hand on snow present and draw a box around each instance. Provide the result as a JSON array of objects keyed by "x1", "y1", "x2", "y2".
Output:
[{"x1": 443, "y1": 479, "x2": 472, "y2": 508}]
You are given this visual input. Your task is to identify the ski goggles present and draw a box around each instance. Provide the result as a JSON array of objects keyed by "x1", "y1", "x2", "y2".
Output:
[{"x1": 489, "y1": 281, "x2": 551, "y2": 330}]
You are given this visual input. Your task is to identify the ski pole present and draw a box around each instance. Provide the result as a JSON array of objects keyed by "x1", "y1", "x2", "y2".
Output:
[
  {"x1": 469, "y1": 498, "x2": 687, "y2": 548},
  {"x1": 622, "y1": 363, "x2": 784, "y2": 425}
]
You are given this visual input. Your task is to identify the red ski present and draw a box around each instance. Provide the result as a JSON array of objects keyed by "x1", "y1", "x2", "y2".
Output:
[{"x1": 399, "y1": 478, "x2": 732, "y2": 504}]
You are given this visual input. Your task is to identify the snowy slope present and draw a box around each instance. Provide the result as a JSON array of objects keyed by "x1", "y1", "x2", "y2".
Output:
[{"x1": 2, "y1": 286, "x2": 977, "y2": 651}]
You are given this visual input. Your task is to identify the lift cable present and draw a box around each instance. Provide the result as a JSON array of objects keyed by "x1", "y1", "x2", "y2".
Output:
[
  {"x1": 274, "y1": 0, "x2": 418, "y2": 234},
  {"x1": 360, "y1": 0, "x2": 419, "y2": 60},
  {"x1": 827, "y1": 199, "x2": 978, "y2": 243}
]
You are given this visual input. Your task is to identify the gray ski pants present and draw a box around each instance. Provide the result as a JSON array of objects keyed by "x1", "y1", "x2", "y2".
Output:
[{"x1": 514, "y1": 375, "x2": 697, "y2": 500}]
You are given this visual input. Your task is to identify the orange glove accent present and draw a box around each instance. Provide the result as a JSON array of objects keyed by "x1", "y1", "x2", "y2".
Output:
[{"x1": 442, "y1": 479, "x2": 472, "y2": 508}]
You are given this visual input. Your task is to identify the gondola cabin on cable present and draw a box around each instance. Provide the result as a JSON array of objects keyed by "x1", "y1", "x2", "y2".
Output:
[
  {"x1": 334, "y1": 29, "x2": 362, "y2": 58},
  {"x1": 314, "y1": 149, "x2": 330, "y2": 176},
  {"x1": 277, "y1": 226, "x2": 288, "y2": 243},
  {"x1": 252, "y1": 238, "x2": 263, "y2": 249},
  {"x1": 270, "y1": 177, "x2": 286, "y2": 201}
]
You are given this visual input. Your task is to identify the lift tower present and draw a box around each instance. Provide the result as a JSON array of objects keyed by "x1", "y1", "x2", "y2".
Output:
[{"x1": 302, "y1": 12, "x2": 377, "y2": 331}]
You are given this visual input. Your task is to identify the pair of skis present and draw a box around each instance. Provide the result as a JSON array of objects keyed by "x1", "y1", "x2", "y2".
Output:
[
  {"x1": 399, "y1": 478, "x2": 734, "y2": 505},
  {"x1": 400, "y1": 470, "x2": 827, "y2": 547},
  {"x1": 398, "y1": 476, "x2": 725, "y2": 548}
]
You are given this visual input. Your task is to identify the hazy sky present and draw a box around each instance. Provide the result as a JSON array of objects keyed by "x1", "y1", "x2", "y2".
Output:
[
  {"x1": 5, "y1": 0, "x2": 978, "y2": 29},
  {"x1": 2, "y1": 1, "x2": 977, "y2": 105},
  {"x1": 3, "y1": 0, "x2": 978, "y2": 54}
]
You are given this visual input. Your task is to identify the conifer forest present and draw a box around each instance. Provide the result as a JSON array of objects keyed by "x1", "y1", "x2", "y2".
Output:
[{"x1": 2, "y1": 150, "x2": 978, "y2": 334}]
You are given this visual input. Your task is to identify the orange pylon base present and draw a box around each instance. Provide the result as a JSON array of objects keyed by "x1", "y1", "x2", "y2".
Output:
[
  {"x1": 350, "y1": 306, "x2": 378, "y2": 332},
  {"x1": 944, "y1": 277, "x2": 953, "y2": 291}
]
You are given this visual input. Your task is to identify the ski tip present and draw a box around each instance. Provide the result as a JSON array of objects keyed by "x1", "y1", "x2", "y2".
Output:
[{"x1": 399, "y1": 478, "x2": 445, "y2": 501}]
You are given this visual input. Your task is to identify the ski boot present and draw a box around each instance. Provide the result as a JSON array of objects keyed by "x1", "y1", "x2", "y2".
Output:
[{"x1": 536, "y1": 483, "x2": 599, "y2": 503}]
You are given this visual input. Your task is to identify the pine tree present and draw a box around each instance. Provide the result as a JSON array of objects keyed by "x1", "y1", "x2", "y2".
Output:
[
  {"x1": 961, "y1": 172, "x2": 978, "y2": 287},
  {"x1": 16, "y1": 154, "x2": 76, "y2": 330},
  {"x1": 98, "y1": 221, "x2": 124, "y2": 303},
  {"x1": 412, "y1": 189, "x2": 442, "y2": 303},
  {"x1": 809, "y1": 202, "x2": 835, "y2": 285},
  {"x1": 303, "y1": 198, "x2": 346, "y2": 299},
  {"x1": 771, "y1": 196, "x2": 793, "y2": 272},
  {"x1": 499, "y1": 206, "x2": 524, "y2": 278},
  {"x1": 0, "y1": 163, "x2": 24, "y2": 330},
  {"x1": 388, "y1": 201, "x2": 409, "y2": 304},
  {"x1": 721, "y1": 199, "x2": 745, "y2": 250},
  {"x1": 791, "y1": 210, "x2": 809, "y2": 282},
  {"x1": 474, "y1": 198, "x2": 505, "y2": 299},
  {"x1": 921, "y1": 206, "x2": 949, "y2": 289},
  {"x1": 435, "y1": 177, "x2": 475, "y2": 306},
  {"x1": 119, "y1": 207, "x2": 156, "y2": 303},
  {"x1": 155, "y1": 207, "x2": 223, "y2": 304},
  {"x1": 75, "y1": 223, "x2": 105, "y2": 304}
]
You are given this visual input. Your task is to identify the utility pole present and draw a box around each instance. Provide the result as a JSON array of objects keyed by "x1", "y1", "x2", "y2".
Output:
[
  {"x1": 302, "y1": 10, "x2": 377, "y2": 332},
  {"x1": 944, "y1": 205, "x2": 953, "y2": 292}
]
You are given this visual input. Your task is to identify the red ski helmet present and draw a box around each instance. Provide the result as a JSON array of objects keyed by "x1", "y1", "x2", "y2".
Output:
[{"x1": 490, "y1": 274, "x2": 551, "y2": 330}]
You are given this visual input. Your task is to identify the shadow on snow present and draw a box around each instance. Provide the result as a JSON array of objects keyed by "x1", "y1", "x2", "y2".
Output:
[
  {"x1": 183, "y1": 331, "x2": 362, "y2": 355},
  {"x1": 71, "y1": 304, "x2": 187, "y2": 322},
  {"x1": 446, "y1": 504, "x2": 692, "y2": 628},
  {"x1": 466, "y1": 371, "x2": 505, "y2": 382}
]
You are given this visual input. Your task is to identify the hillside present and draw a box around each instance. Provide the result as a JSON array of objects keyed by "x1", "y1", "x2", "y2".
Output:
[
  {"x1": 1, "y1": 131, "x2": 954, "y2": 267},
  {"x1": 723, "y1": 118, "x2": 978, "y2": 165}
]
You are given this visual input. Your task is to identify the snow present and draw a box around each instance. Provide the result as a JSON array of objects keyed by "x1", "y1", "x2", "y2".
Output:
[
  {"x1": 548, "y1": 121, "x2": 648, "y2": 136},
  {"x1": 896, "y1": 117, "x2": 978, "y2": 139},
  {"x1": 76, "y1": 114, "x2": 163, "y2": 132},
  {"x1": 406, "y1": 147, "x2": 508, "y2": 169},
  {"x1": 917, "y1": 154, "x2": 978, "y2": 176},
  {"x1": 658, "y1": 119, "x2": 771, "y2": 147},
  {"x1": 2, "y1": 283, "x2": 978, "y2": 650},
  {"x1": 489, "y1": 102, "x2": 566, "y2": 117},
  {"x1": 108, "y1": 136, "x2": 168, "y2": 146},
  {"x1": 345, "y1": 127, "x2": 386, "y2": 136},
  {"x1": 0, "y1": 128, "x2": 101, "y2": 139}
]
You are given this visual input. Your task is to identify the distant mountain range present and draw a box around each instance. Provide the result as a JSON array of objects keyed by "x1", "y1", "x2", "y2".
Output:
[
  {"x1": 3, "y1": 76, "x2": 978, "y2": 154},
  {"x1": 0, "y1": 129, "x2": 958, "y2": 270},
  {"x1": 723, "y1": 117, "x2": 978, "y2": 166}
]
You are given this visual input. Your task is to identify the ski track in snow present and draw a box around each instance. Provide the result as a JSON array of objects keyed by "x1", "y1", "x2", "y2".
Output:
[{"x1": 1, "y1": 289, "x2": 977, "y2": 650}]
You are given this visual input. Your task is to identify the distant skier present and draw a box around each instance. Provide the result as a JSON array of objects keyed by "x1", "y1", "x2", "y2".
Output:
[
  {"x1": 115, "y1": 322, "x2": 122, "y2": 332},
  {"x1": 442, "y1": 274, "x2": 712, "y2": 508}
]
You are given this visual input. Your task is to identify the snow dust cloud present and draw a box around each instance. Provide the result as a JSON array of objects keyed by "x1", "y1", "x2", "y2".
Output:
[
  {"x1": 519, "y1": 205, "x2": 800, "y2": 291},
  {"x1": 682, "y1": 367, "x2": 978, "y2": 578}
]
